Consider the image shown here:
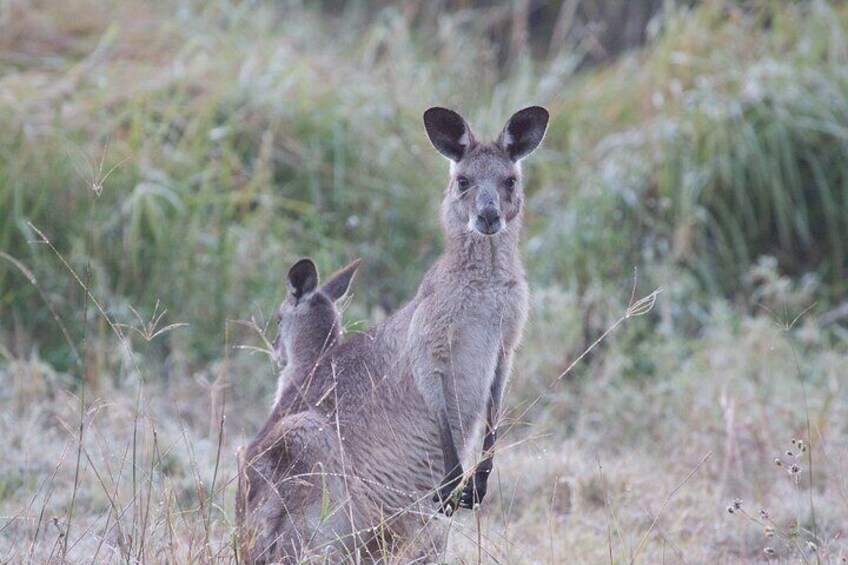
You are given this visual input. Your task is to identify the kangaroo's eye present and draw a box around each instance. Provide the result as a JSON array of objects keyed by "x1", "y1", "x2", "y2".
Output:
[
  {"x1": 504, "y1": 177, "x2": 516, "y2": 191},
  {"x1": 456, "y1": 176, "x2": 470, "y2": 192}
]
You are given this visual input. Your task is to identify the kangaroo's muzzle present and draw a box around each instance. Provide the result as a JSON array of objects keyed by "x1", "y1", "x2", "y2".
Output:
[{"x1": 476, "y1": 205, "x2": 501, "y2": 235}]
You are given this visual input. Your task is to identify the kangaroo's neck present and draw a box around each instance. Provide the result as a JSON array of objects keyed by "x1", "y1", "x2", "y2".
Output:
[
  {"x1": 290, "y1": 327, "x2": 338, "y2": 369},
  {"x1": 443, "y1": 223, "x2": 523, "y2": 278}
]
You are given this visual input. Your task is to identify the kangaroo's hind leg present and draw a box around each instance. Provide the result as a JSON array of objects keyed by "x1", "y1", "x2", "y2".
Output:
[{"x1": 238, "y1": 410, "x2": 356, "y2": 563}]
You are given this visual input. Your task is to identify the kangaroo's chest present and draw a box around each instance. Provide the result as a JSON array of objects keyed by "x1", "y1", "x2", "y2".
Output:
[
  {"x1": 412, "y1": 275, "x2": 527, "y2": 374},
  {"x1": 451, "y1": 276, "x2": 527, "y2": 344}
]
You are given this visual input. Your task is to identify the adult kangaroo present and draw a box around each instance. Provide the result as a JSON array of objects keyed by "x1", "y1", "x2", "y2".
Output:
[
  {"x1": 237, "y1": 106, "x2": 548, "y2": 563},
  {"x1": 413, "y1": 105, "x2": 548, "y2": 514}
]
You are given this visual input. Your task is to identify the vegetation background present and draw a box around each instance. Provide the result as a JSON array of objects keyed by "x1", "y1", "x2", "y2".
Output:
[{"x1": 1, "y1": 0, "x2": 846, "y2": 562}]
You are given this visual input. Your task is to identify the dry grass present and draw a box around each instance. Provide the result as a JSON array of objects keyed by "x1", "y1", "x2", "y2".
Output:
[{"x1": 3, "y1": 273, "x2": 846, "y2": 563}]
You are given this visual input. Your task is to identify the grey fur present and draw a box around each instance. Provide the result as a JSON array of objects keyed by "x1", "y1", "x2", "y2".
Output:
[
  {"x1": 237, "y1": 106, "x2": 548, "y2": 563},
  {"x1": 272, "y1": 258, "x2": 361, "y2": 407}
]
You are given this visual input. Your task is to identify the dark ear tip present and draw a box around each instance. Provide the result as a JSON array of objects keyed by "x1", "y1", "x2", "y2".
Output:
[
  {"x1": 522, "y1": 106, "x2": 550, "y2": 122},
  {"x1": 342, "y1": 257, "x2": 362, "y2": 278},
  {"x1": 289, "y1": 257, "x2": 317, "y2": 275},
  {"x1": 423, "y1": 107, "x2": 441, "y2": 123},
  {"x1": 322, "y1": 257, "x2": 362, "y2": 301},
  {"x1": 288, "y1": 257, "x2": 319, "y2": 295},
  {"x1": 423, "y1": 107, "x2": 461, "y2": 127},
  {"x1": 423, "y1": 107, "x2": 472, "y2": 162}
]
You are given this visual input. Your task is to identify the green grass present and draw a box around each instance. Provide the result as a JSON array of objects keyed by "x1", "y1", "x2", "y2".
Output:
[
  {"x1": 1, "y1": 0, "x2": 847, "y2": 562},
  {"x1": 530, "y1": 1, "x2": 848, "y2": 311}
]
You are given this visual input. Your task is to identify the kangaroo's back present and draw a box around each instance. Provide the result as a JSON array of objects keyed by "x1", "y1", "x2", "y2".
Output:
[
  {"x1": 240, "y1": 306, "x2": 443, "y2": 563},
  {"x1": 237, "y1": 257, "x2": 360, "y2": 563}
]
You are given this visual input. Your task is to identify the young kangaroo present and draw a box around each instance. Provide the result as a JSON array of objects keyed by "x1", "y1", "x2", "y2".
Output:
[
  {"x1": 237, "y1": 257, "x2": 359, "y2": 563},
  {"x1": 238, "y1": 106, "x2": 548, "y2": 563},
  {"x1": 272, "y1": 257, "x2": 361, "y2": 407}
]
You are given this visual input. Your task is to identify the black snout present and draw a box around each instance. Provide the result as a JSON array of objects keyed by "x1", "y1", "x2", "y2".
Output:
[{"x1": 476, "y1": 206, "x2": 501, "y2": 235}]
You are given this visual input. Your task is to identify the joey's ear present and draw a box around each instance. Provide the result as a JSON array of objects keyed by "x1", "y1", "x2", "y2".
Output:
[
  {"x1": 287, "y1": 258, "x2": 318, "y2": 300},
  {"x1": 498, "y1": 106, "x2": 549, "y2": 162},
  {"x1": 321, "y1": 258, "x2": 361, "y2": 302},
  {"x1": 423, "y1": 107, "x2": 475, "y2": 162}
]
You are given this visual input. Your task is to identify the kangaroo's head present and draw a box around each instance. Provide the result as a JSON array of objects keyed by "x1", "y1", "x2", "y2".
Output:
[
  {"x1": 273, "y1": 257, "x2": 361, "y2": 367},
  {"x1": 424, "y1": 106, "x2": 549, "y2": 238}
]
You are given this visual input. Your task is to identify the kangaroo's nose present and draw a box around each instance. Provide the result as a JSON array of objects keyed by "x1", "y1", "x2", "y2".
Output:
[{"x1": 476, "y1": 206, "x2": 501, "y2": 234}]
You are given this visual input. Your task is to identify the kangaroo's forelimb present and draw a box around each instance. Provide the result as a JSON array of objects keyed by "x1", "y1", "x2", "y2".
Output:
[
  {"x1": 431, "y1": 373, "x2": 465, "y2": 516},
  {"x1": 459, "y1": 351, "x2": 508, "y2": 509}
]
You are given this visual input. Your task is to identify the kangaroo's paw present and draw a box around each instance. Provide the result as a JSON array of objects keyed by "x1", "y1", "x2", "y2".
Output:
[
  {"x1": 458, "y1": 469, "x2": 490, "y2": 509},
  {"x1": 432, "y1": 477, "x2": 463, "y2": 516}
]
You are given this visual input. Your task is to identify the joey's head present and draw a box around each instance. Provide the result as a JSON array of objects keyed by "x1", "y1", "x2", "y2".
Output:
[
  {"x1": 423, "y1": 106, "x2": 549, "y2": 238},
  {"x1": 273, "y1": 257, "x2": 361, "y2": 366}
]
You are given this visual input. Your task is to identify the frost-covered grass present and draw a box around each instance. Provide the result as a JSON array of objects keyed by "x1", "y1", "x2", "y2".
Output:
[{"x1": 3, "y1": 276, "x2": 846, "y2": 563}]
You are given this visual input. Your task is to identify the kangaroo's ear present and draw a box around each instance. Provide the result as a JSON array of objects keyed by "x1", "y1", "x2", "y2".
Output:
[
  {"x1": 499, "y1": 106, "x2": 549, "y2": 162},
  {"x1": 287, "y1": 258, "x2": 318, "y2": 300},
  {"x1": 423, "y1": 107, "x2": 475, "y2": 162},
  {"x1": 321, "y1": 258, "x2": 361, "y2": 302}
]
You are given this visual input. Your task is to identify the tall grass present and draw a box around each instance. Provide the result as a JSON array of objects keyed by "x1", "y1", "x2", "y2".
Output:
[
  {"x1": 530, "y1": 1, "x2": 848, "y2": 319},
  {"x1": 4, "y1": 1, "x2": 848, "y2": 363}
]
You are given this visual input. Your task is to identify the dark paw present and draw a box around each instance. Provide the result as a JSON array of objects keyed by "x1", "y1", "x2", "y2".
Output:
[
  {"x1": 458, "y1": 471, "x2": 489, "y2": 509},
  {"x1": 437, "y1": 496, "x2": 457, "y2": 517},
  {"x1": 432, "y1": 477, "x2": 463, "y2": 515}
]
